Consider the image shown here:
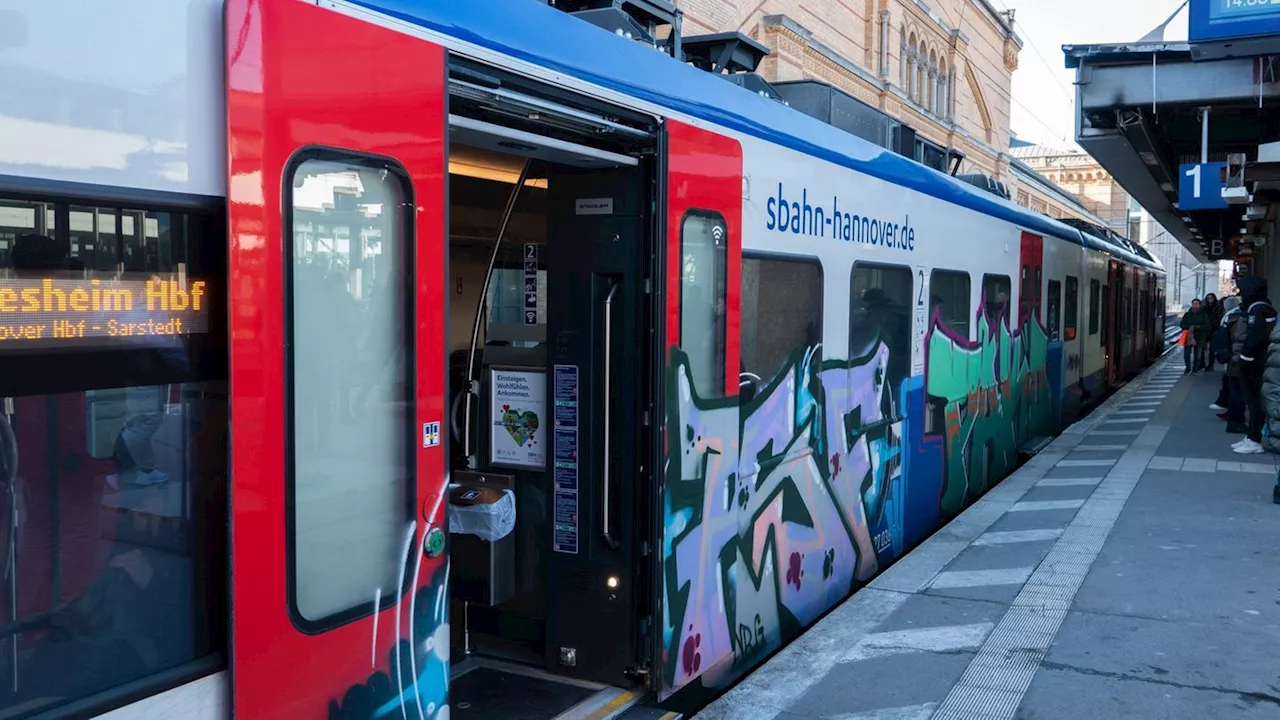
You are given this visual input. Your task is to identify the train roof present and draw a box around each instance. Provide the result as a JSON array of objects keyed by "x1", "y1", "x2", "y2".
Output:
[{"x1": 348, "y1": 0, "x2": 1164, "y2": 274}]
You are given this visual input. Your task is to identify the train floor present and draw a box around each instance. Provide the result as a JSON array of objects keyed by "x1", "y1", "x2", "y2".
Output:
[{"x1": 696, "y1": 356, "x2": 1280, "y2": 720}]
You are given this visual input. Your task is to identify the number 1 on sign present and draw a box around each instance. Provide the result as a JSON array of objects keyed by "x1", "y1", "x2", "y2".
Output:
[{"x1": 1185, "y1": 164, "x2": 1201, "y2": 198}]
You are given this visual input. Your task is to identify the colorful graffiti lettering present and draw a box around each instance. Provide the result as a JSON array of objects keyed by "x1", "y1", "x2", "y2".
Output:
[{"x1": 660, "y1": 304, "x2": 1058, "y2": 699}]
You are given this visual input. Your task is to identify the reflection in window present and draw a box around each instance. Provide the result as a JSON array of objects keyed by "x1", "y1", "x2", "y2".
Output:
[
  {"x1": 741, "y1": 256, "x2": 821, "y2": 384},
  {"x1": 289, "y1": 157, "x2": 411, "y2": 624},
  {"x1": 1089, "y1": 279, "x2": 1101, "y2": 336},
  {"x1": 930, "y1": 269, "x2": 970, "y2": 339},
  {"x1": 1047, "y1": 280, "x2": 1062, "y2": 340},
  {"x1": 1065, "y1": 275, "x2": 1079, "y2": 340},
  {"x1": 680, "y1": 212, "x2": 726, "y2": 398},
  {"x1": 0, "y1": 195, "x2": 226, "y2": 718},
  {"x1": 850, "y1": 263, "x2": 912, "y2": 421},
  {"x1": 981, "y1": 274, "x2": 1011, "y2": 329}
]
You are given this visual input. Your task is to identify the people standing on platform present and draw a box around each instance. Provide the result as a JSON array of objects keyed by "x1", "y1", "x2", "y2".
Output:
[
  {"x1": 1211, "y1": 296, "x2": 1247, "y2": 434},
  {"x1": 1201, "y1": 293, "x2": 1224, "y2": 371},
  {"x1": 1232, "y1": 278, "x2": 1276, "y2": 455},
  {"x1": 1180, "y1": 299, "x2": 1211, "y2": 375}
]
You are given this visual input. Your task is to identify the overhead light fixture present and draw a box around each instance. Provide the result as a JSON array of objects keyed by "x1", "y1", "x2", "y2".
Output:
[{"x1": 448, "y1": 160, "x2": 548, "y2": 189}]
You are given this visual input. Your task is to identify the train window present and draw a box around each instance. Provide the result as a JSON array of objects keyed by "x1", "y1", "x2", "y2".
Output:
[
  {"x1": 1047, "y1": 280, "x2": 1062, "y2": 339},
  {"x1": 930, "y1": 269, "x2": 971, "y2": 339},
  {"x1": 981, "y1": 274, "x2": 1011, "y2": 329},
  {"x1": 850, "y1": 263, "x2": 912, "y2": 419},
  {"x1": 741, "y1": 255, "x2": 822, "y2": 384},
  {"x1": 1065, "y1": 275, "x2": 1079, "y2": 340},
  {"x1": 680, "y1": 211, "x2": 727, "y2": 398},
  {"x1": 0, "y1": 194, "x2": 228, "y2": 717},
  {"x1": 1088, "y1": 279, "x2": 1101, "y2": 335},
  {"x1": 287, "y1": 155, "x2": 413, "y2": 624}
]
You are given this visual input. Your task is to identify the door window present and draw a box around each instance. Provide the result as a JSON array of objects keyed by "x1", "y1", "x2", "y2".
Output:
[
  {"x1": 287, "y1": 154, "x2": 413, "y2": 627},
  {"x1": 679, "y1": 211, "x2": 727, "y2": 398}
]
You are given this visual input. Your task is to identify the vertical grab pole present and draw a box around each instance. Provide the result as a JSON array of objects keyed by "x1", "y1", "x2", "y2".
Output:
[
  {"x1": 460, "y1": 159, "x2": 533, "y2": 468},
  {"x1": 601, "y1": 282, "x2": 619, "y2": 550}
]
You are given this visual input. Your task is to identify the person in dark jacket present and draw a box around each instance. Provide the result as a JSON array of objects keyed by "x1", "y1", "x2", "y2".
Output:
[
  {"x1": 1232, "y1": 277, "x2": 1276, "y2": 454},
  {"x1": 1211, "y1": 296, "x2": 1246, "y2": 433},
  {"x1": 1180, "y1": 299, "x2": 1211, "y2": 375},
  {"x1": 1202, "y1": 293, "x2": 1223, "y2": 370}
]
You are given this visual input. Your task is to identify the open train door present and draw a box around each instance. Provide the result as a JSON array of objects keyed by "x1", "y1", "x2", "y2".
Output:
[{"x1": 226, "y1": 1, "x2": 449, "y2": 717}]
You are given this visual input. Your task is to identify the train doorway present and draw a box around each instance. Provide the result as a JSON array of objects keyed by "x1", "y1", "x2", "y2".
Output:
[{"x1": 444, "y1": 109, "x2": 659, "y2": 716}]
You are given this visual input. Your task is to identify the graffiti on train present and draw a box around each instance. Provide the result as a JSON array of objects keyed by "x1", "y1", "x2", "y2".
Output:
[
  {"x1": 328, "y1": 561, "x2": 449, "y2": 720},
  {"x1": 660, "y1": 302, "x2": 1057, "y2": 697},
  {"x1": 925, "y1": 303, "x2": 1054, "y2": 518}
]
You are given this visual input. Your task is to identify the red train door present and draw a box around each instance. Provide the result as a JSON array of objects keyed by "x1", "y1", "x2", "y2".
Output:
[
  {"x1": 1018, "y1": 232, "x2": 1044, "y2": 328},
  {"x1": 1104, "y1": 260, "x2": 1121, "y2": 384},
  {"x1": 660, "y1": 119, "x2": 742, "y2": 698},
  {"x1": 226, "y1": 1, "x2": 448, "y2": 717}
]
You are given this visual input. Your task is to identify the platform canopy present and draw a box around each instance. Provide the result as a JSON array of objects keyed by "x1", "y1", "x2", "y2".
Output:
[{"x1": 1064, "y1": 42, "x2": 1280, "y2": 265}]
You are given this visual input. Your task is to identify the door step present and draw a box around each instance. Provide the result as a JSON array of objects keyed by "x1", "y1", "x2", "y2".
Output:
[
  {"x1": 1017, "y1": 436, "x2": 1054, "y2": 456},
  {"x1": 554, "y1": 687, "x2": 644, "y2": 720}
]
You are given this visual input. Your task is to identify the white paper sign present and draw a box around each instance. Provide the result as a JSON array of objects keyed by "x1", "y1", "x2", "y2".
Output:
[{"x1": 490, "y1": 368, "x2": 547, "y2": 469}]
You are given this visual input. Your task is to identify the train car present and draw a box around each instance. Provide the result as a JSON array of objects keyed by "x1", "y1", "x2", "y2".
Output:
[{"x1": 0, "y1": 1, "x2": 1164, "y2": 718}]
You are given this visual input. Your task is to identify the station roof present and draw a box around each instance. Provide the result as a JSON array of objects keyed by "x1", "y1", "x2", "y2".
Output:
[{"x1": 1063, "y1": 41, "x2": 1280, "y2": 262}]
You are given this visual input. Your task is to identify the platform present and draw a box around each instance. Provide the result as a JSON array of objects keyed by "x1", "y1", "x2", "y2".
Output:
[{"x1": 695, "y1": 356, "x2": 1280, "y2": 720}]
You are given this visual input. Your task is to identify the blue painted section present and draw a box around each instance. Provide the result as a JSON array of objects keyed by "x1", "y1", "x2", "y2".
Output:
[
  {"x1": 901, "y1": 377, "x2": 942, "y2": 551},
  {"x1": 1046, "y1": 341, "x2": 1064, "y2": 426},
  {"x1": 1178, "y1": 162, "x2": 1229, "y2": 210},
  {"x1": 1190, "y1": 0, "x2": 1280, "y2": 43},
  {"x1": 346, "y1": 0, "x2": 1170, "y2": 270}
]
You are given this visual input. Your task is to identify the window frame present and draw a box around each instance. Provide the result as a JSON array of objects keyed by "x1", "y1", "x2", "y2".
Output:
[
  {"x1": 981, "y1": 273, "x2": 1012, "y2": 328},
  {"x1": 0, "y1": 186, "x2": 229, "y2": 716},
  {"x1": 1047, "y1": 279, "x2": 1062, "y2": 339},
  {"x1": 1088, "y1": 278, "x2": 1101, "y2": 336},
  {"x1": 929, "y1": 268, "x2": 971, "y2": 339},
  {"x1": 849, "y1": 260, "x2": 914, "y2": 422},
  {"x1": 739, "y1": 250, "x2": 824, "y2": 383},
  {"x1": 282, "y1": 146, "x2": 418, "y2": 633},
  {"x1": 1064, "y1": 275, "x2": 1079, "y2": 341},
  {"x1": 678, "y1": 208, "x2": 729, "y2": 398}
]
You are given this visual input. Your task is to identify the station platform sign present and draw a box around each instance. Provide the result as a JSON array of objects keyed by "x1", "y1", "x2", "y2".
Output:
[{"x1": 1190, "y1": 0, "x2": 1280, "y2": 59}]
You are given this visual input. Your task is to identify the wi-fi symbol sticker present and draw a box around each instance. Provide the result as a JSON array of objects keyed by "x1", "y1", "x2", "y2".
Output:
[{"x1": 711, "y1": 225, "x2": 725, "y2": 241}]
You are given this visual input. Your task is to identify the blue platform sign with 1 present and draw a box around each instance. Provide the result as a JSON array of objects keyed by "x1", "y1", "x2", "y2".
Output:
[
  {"x1": 1178, "y1": 162, "x2": 1228, "y2": 211},
  {"x1": 524, "y1": 243, "x2": 538, "y2": 325}
]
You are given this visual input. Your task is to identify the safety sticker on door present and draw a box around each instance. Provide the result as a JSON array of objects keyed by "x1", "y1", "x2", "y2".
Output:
[{"x1": 423, "y1": 421, "x2": 441, "y2": 448}]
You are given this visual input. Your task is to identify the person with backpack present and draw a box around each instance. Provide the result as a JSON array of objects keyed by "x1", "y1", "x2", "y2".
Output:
[
  {"x1": 1180, "y1": 299, "x2": 1212, "y2": 375},
  {"x1": 1232, "y1": 277, "x2": 1277, "y2": 455},
  {"x1": 1210, "y1": 296, "x2": 1246, "y2": 433}
]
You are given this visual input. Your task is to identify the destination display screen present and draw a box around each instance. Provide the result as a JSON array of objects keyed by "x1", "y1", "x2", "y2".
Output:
[
  {"x1": 1211, "y1": 0, "x2": 1280, "y2": 20},
  {"x1": 0, "y1": 275, "x2": 210, "y2": 349}
]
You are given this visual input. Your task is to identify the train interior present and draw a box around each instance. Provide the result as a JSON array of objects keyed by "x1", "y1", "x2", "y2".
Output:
[{"x1": 442, "y1": 109, "x2": 658, "y2": 719}]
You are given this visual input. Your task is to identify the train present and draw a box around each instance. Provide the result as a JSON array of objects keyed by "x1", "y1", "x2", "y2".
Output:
[{"x1": 0, "y1": 0, "x2": 1165, "y2": 718}]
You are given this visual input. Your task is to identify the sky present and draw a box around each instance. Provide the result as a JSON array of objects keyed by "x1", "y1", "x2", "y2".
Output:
[{"x1": 1004, "y1": 0, "x2": 1190, "y2": 149}]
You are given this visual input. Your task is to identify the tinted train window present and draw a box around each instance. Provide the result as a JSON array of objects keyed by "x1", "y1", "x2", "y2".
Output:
[
  {"x1": 1065, "y1": 275, "x2": 1079, "y2": 340},
  {"x1": 741, "y1": 255, "x2": 822, "y2": 384},
  {"x1": 1047, "y1": 280, "x2": 1061, "y2": 340},
  {"x1": 680, "y1": 211, "x2": 727, "y2": 398},
  {"x1": 0, "y1": 195, "x2": 227, "y2": 717},
  {"x1": 850, "y1": 263, "x2": 911, "y2": 420},
  {"x1": 981, "y1": 274, "x2": 1011, "y2": 329},
  {"x1": 288, "y1": 156, "x2": 412, "y2": 624},
  {"x1": 1089, "y1": 279, "x2": 1101, "y2": 335},
  {"x1": 930, "y1": 269, "x2": 970, "y2": 339}
]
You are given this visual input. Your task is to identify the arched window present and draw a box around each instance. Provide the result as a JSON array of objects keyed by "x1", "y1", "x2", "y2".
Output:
[
  {"x1": 938, "y1": 58, "x2": 948, "y2": 116},
  {"x1": 907, "y1": 33, "x2": 918, "y2": 99},
  {"x1": 928, "y1": 49, "x2": 939, "y2": 112}
]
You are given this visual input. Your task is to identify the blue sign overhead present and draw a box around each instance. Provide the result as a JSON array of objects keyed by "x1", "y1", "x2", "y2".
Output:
[
  {"x1": 1178, "y1": 162, "x2": 1229, "y2": 210},
  {"x1": 1190, "y1": 0, "x2": 1280, "y2": 43}
]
